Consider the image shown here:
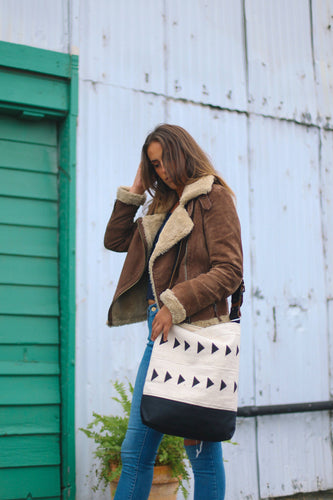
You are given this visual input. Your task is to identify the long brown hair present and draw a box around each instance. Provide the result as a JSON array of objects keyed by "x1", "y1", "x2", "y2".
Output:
[{"x1": 141, "y1": 124, "x2": 235, "y2": 214}]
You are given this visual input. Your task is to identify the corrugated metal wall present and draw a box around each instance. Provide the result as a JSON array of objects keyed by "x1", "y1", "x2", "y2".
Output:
[{"x1": 1, "y1": 0, "x2": 332, "y2": 498}]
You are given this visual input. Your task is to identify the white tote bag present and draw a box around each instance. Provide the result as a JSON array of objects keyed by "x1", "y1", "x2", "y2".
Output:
[{"x1": 141, "y1": 318, "x2": 241, "y2": 442}]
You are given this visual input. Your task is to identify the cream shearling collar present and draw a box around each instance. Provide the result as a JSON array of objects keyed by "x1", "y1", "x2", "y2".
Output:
[
  {"x1": 141, "y1": 175, "x2": 214, "y2": 250},
  {"x1": 179, "y1": 174, "x2": 215, "y2": 207}
]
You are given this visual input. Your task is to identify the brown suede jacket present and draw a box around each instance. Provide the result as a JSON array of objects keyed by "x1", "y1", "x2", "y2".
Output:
[{"x1": 104, "y1": 175, "x2": 243, "y2": 327}]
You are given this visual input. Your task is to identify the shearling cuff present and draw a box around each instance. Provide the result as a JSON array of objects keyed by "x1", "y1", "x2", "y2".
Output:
[
  {"x1": 160, "y1": 289, "x2": 187, "y2": 324},
  {"x1": 117, "y1": 186, "x2": 146, "y2": 206}
]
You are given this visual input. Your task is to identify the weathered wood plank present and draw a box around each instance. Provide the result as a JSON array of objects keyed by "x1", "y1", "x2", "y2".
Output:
[
  {"x1": 0, "y1": 345, "x2": 59, "y2": 363},
  {"x1": 0, "y1": 68, "x2": 68, "y2": 112},
  {"x1": 0, "y1": 225, "x2": 58, "y2": 258},
  {"x1": 0, "y1": 435, "x2": 60, "y2": 467},
  {"x1": 0, "y1": 376, "x2": 60, "y2": 405},
  {"x1": 0, "y1": 139, "x2": 57, "y2": 173},
  {"x1": 0, "y1": 197, "x2": 58, "y2": 228},
  {"x1": 0, "y1": 255, "x2": 58, "y2": 287},
  {"x1": 0, "y1": 285, "x2": 59, "y2": 316},
  {"x1": 0, "y1": 405, "x2": 60, "y2": 435},
  {"x1": 0, "y1": 115, "x2": 57, "y2": 146},
  {"x1": 0, "y1": 167, "x2": 57, "y2": 201},
  {"x1": 0, "y1": 465, "x2": 61, "y2": 498},
  {"x1": 0, "y1": 361, "x2": 59, "y2": 375},
  {"x1": 0, "y1": 315, "x2": 58, "y2": 344}
]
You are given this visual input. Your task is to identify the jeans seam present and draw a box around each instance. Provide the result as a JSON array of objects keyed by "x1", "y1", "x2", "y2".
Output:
[
  {"x1": 207, "y1": 445, "x2": 219, "y2": 500},
  {"x1": 127, "y1": 425, "x2": 151, "y2": 500},
  {"x1": 186, "y1": 442, "x2": 222, "y2": 500},
  {"x1": 208, "y1": 448, "x2": 219, "y2": 500}
]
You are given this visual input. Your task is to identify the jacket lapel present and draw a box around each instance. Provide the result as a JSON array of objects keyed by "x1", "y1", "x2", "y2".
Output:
[
  {"x1": 140, "y1": 213, "x2": 166, "y2": 252},
  {"x1": 151, "y1": 204, "x2": 193, "y2": 259},
  {"x1": 144, "y1": 174, "x2": 214, "y2": 276},
  {"x1": 142, "y1": 175, "x2": 215, "y2": 254}
]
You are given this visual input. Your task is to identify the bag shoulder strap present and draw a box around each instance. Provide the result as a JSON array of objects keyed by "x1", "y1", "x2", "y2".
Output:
[{"x1": 229, "y1": 279, "x2": 245, "y2": 321}]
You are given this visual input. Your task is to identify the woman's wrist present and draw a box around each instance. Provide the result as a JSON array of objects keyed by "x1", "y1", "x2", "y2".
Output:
[
  {"x1": 129, "y1": 163, "x2": 145, "y2": 194},
  {"x1": 129, "y1": 185, "x2": 145, "y2": 195}
]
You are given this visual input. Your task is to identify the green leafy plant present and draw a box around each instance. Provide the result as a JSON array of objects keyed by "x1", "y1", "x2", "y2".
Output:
[{"x1": 80, "y1": 380, "x2": 190, "y2": 497}]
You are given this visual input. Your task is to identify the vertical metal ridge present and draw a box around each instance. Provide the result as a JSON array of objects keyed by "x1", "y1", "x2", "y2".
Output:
[
  {"x1": 309, "y1": 0, "x2": 318, "y2": 84},
  {"x1": 242, "y1": 0, "x2": 250, "y2": 107}
]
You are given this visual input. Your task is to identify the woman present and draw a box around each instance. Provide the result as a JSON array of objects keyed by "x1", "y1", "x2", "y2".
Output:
[{"x1": 104, "y1": 124, "x2": 243, "y2": 499}]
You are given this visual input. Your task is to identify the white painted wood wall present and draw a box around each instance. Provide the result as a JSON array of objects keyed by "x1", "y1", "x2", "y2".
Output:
[{"x1": 1, "y1": 1, "x2": 332, "y2": 498}]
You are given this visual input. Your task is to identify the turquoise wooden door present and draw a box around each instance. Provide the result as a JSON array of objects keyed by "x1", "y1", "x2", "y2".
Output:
[{"x1": 0, "y1": 114, "x2": 61, "y2": 499}]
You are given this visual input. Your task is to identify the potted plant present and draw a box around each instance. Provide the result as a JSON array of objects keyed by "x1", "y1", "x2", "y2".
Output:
[{"x1": 80, "y1": 380, "x2": 190, "y2": 499}]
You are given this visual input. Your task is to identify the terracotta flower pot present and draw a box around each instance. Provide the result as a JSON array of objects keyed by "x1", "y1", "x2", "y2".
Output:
[{"x1": 110, "y1": 464, "x2": 179, "y2": 500}]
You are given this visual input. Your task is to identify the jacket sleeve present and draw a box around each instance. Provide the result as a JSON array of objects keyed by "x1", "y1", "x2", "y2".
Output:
[
  {"x1": 104, "y1": 186, "x2": 146, "y2": 252},
  {"x1": 160, "y1": 186, "x2": 243, "y2": 322}
]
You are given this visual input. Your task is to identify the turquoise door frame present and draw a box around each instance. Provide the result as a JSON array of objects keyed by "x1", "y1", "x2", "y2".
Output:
[{"x1": 0, "y1": 40, "x2": 78, "y2": 499}]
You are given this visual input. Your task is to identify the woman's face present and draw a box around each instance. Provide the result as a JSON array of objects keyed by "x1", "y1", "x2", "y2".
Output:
[{"x1": 147, "y1": 141, "x2": 179, "y2": 192}]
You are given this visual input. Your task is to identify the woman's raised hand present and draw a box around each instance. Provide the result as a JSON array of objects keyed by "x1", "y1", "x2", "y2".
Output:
[{"x1": 129, "y1": 162, "x2": 145, "y2": 195}]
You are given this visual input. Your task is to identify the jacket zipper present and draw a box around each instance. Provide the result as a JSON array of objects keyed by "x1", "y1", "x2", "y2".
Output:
[
  {"x1": 184, "y1": 239, "x2": 191, "y2": 323},
  {"x1": 184, "y1": 239, "x2": 188, "y2": 281},
  {"x1": 168, "y1": 240, "x2": 183, "y2": 289}
]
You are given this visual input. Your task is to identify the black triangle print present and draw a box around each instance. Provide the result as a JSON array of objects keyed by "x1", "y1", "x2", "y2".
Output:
[
  {"x1": 197, "y1": 342, "x2": 205, "y2": 353},
  {"x1": 160, "y1": 336, "x2": 168, "y2": 345},
  {"x1": 192, "y1": 377, "x2": 200, "y2": 387},
  {"x1": 184, "y1": 341, "x2": 190, "y2": 351},
  {"x1": 220, "y1": 380, "x2": 227, "y2": 391},
  {"x1": 151, "y1": 369, "x2": 158, "y2": 381},
  {"x1": 164, "y1": 371, "x2": 172, "y2": 382},
  {"x1": 236, "y1": 345, "x2": 239, "y2": 356},
  {"x1": 211, "y1": 343, "x2": 219, "y2": 354},
  {"x1": 234, "y1": 382, "x2": 237, "y2": 392},
  {"x1": 206, "y1": 378, "x2": 214, "y2": 388},
  {"x1": 178, "y1": 375, "x2": 185, "y2": 384},
  {"x1": 225, "y1": 345, "x2": 231, "y2": 356},
  {"x1": 173, "y1": 338, "x2": 180, "y2": 349}
]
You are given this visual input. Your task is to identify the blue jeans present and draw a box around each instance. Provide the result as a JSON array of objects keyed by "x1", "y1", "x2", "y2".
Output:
[{"x1": 114, "y1": 304, "x2": 226, "y2": 500}]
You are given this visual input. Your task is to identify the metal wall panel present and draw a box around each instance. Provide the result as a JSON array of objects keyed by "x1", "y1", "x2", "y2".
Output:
[
  {"x1": 249, "y1": 115, "x2": 328, "y2": 406},
  {"x1": 77, "y1": 0, "x2": 165, "y2": 94},
  {"x1": 165, "y1": 0, "x2": 247, "y2": 110},
  {"x1": 312, "y1": 0, "x2": 333, "y2": 128},
  {"x1": 77, "y1": 0, "x2": 248, "y2": 111},
  {"x1": 0, "y1": 0, "x2": 69, "y2": 53},
  {"x1": 245, "y1": 0, "x2": 317, "y2": 125},
  {"x1": 257, "y1": 412, "x2": 333, "y2": 498},
  {"x1": 250, "y1": 115, "x2": 332, "y2": 497},
  {"x1": 75, "y1": 81, "x2": 166, "y2": 500},
  {"x1": 320, "y1": 131, "x2": 333, "y2": 300},
  {"x1": 77, "y1": 0, "x2": 247, "y2": 109},
  {"x1": 330, "y1": 299, "x2": 333, "y2": 401},
  {"x1": 224, "y1": 419, "x2": 259, "y2": 499},
  {"x1": 321, "y1": 130, "x2": 333, "y2": 402}
]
